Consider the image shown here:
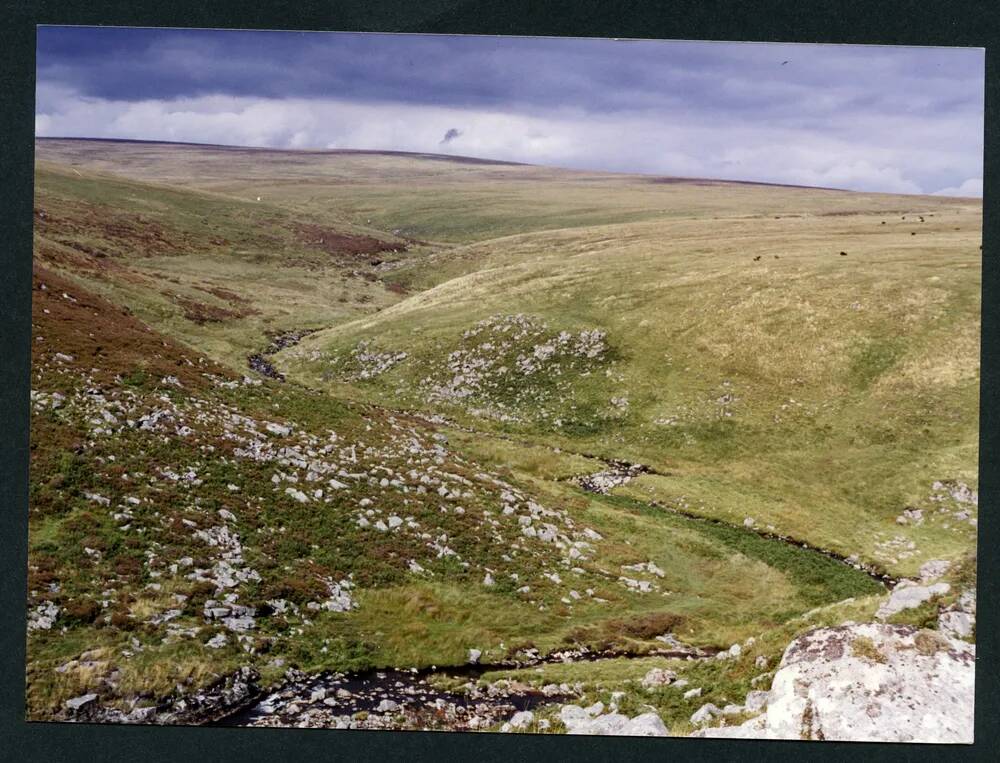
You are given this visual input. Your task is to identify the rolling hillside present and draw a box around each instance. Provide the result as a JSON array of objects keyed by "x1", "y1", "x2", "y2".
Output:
[{"x1": 28, "y1": 139, "x2": 980, "y2": 733}]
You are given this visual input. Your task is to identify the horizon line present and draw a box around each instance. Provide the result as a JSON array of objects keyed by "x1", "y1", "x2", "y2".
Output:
[{"x1": 35, "y1": 135, "x2": 975, "y2": 199}]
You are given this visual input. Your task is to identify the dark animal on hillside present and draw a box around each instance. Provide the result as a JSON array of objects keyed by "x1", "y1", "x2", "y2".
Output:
[
  {"x1": 773, "y1": 255, "x2": 779, "y2": 259},
  {"x1": 753, "y1": 255, "x2": 761, "y2": 261},
  {"x1": 919, "y1": 216, "x2": 925, "y2": 222},
  {"x1": 839, "y1": 251, "x2": 847, "y2": 256}
]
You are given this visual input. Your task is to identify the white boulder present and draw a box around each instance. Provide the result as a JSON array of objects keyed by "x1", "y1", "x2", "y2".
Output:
[
  {"x1": 507, "y1": 710, "x2": 534, "y2": 730},
  {"x1": 694, "y1": 623, "x2": 975, "y2": 743},
  {"x1": 620, "y1": 712, "x2": 669, "y2": 736}
]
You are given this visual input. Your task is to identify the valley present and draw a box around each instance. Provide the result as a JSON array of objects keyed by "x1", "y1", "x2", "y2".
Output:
[{"x1": 26, "y1": 138, "x2": 981, "y2": 740}]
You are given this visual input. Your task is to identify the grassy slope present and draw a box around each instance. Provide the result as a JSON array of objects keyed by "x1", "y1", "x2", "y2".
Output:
[
  {"x1": 33, "y1": 159, "x2": 416, "y2": 369},
  {"x1": 285, "y1": 204, "x2": 980, "y2": 577},
  {"x1": 28, "y1": 139, "x2": 979, "y2": 725},
  {"x1": 26, "y1": 262, "x2": 878, "y2": 720}
]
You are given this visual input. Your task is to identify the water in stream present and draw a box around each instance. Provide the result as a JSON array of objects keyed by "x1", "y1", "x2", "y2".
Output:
[{"x1": 221, "y1": 665, "x2": 568, "y2": 731}]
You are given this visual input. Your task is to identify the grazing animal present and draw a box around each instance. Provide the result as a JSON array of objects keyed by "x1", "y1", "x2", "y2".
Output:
[
  {"x1": 919, "y1": 216, "x2": 925, "y2": 222},
  {"x1": 911, "y1": 232, "x2": 917, "y2": 236},
  {"x1": 881, "y1": 221, "x2": 886, "y2": 225},
  {"x1": 773, "y1": 255, "x2": 780, "y2": 259},
  {"x1": 753, "y1": 255, "x2": 761, "y2": 261},
  {"x1": 839, "y1": 251, "x2": 847, "y2": 256}
]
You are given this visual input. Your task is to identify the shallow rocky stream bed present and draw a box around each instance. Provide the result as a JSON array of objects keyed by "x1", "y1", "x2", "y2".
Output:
[{"x1": 219, "y1": 666, "x2": 568, "y2": 731}]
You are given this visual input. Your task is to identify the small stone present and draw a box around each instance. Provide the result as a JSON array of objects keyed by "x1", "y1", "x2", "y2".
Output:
[
  {"x1": 65, "y1": 693, "x2": 98, "y2": 712},
  {"x1": 265, "y1": 422, "x2": 291, "y2": 437},
  {"x1": 690, "y1": 703, "x2": 720, "y2": 725},
  {"x1": 205, "y1": 633, "x2": 228, "y2": 649},
  {"x1": 641, "y1": 668, "x2": 677, "y2": 688},
  {"x1": 508, "y1": 710, "x2": 534, "y2": 730}
]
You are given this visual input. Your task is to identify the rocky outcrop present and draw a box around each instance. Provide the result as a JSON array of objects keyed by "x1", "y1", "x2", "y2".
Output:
[
  {"x1": 575, "y1": 460, "x2": 650, "y2": 494},
  {"x1": 694, "y1": 623, "x2": 974, "y2": 743}
]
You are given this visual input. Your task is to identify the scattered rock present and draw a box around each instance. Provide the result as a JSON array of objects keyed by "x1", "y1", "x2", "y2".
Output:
[{"x1": 641, "y1": 668, "x2": 676, "y2": 688}]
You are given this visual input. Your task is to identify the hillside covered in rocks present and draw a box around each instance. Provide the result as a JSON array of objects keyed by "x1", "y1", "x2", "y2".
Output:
[{"x1": 27, "y1": 139, "x2": 980, "y2": 741}]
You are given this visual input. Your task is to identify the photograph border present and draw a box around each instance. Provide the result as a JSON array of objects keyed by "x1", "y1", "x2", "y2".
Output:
[{"x1": 2, "y1": 2, "x2": 997, "y2": 760}]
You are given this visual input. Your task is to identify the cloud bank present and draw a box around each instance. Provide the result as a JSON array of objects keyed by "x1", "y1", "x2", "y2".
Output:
[{"x1": 35, "y1": 28, "x2": 985, "y2": 196}]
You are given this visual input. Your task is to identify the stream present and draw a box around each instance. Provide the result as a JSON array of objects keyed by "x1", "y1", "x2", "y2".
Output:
[
  {"x1": 217, "y1": 643, "x2": 715, "y2": 730},
  {"x1": 407, "y1": 411, "x2": 897, "y2": 588},
  {"x1": 247, "y1": 328, "x2": 318, "y2": 381}
]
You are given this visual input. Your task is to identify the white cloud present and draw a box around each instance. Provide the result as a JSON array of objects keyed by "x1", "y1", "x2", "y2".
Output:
[
  {"x1": 34, "y1": 90, "x2": 980, "y2": 196},
  {"x1": 932, "y1": 177, "x2": 983, "y2": 198}
]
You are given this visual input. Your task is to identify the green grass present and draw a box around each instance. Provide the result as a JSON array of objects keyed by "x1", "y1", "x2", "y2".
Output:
[{"x1": 26, "y1": 139, "x2": 981, "y2": 726}]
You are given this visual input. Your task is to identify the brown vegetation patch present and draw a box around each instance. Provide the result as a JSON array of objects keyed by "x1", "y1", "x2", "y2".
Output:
[
  {"x1": 32, "y1": 263, "x2": 231, "y2": 388},
  {"x1": 563, "y1": 611, "x2": 688, "y2": 650},
  {"x1": 193, "y1": 284, "x2": 251, "y2": 304},
  {"x1": 259, "y1": 569, "x2": 331, "y2": 606},
  {"x1": 913, "y1": 630, "x2": 950, "y2": 657},
  {"x1": 63, "y1": 598, "x2": 102, "y2": 625},
  {"x1": 293, "y1": 222, "x2": 405, "y2": 257},
  {"x1": 166, "y1": 293, "x2": 260, "y2": 325},
  {"x1": 34, "y1": 241, "x2": 151, "y2": 286},
  {"x1": 34, "y1": 202, "x2": 188, "y2": 258},
  {"x1": 850, "y1": 635, "x2": 887, "y2": 663}
]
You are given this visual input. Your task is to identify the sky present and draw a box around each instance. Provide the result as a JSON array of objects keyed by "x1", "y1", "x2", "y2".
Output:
[{"x1": 35, "y1": 26, "x2": 985, "y2": 196}]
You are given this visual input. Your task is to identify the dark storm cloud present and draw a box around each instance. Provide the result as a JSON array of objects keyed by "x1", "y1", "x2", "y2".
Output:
[
  {"x1": 37, "y1": 28, "x2": 982, "y2": 120},
  {"x1": 34, "y1": 27, "x2": 985, "y2": 195}
]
